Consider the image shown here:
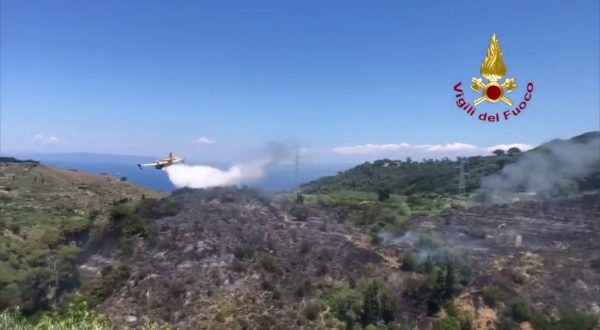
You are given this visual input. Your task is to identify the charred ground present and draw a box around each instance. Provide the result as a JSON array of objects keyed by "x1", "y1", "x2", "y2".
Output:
[{"x1": 73, "y1": 187, "x2": 599, "y2": 329}]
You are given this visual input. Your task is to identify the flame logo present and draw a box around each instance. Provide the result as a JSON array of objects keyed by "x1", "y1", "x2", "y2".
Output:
[{"x1": 480, "y1": 34, "x2": 507, "y2": 82}]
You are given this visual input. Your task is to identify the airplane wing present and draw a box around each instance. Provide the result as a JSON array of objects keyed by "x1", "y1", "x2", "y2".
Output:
[{"x1": 137, "y1": 162, "x2": 158, "y2": 170}]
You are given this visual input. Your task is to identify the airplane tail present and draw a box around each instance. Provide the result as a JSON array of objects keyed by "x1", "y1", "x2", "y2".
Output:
[{"x1": 137, "y1": 164, "x2": 142, "y2": 170}]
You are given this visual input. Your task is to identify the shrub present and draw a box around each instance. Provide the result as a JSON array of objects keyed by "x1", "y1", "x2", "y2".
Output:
[
  {"x1": 0, "y1": 283, "x2": 22, "y2": 308},
  {"x1": 458, "y1": 315, "x2": 473, "y2": 330},
  {"x1": 377, "y1": 188, "x2": 391, "y2": 202},
  {"x1": 443, "y1": 300, "x2": 458, "y2": 317},
  {"x1": 436, "y1": 316, "x2": 461, "y2": 330},
  {"x1": 294, "y1": 280, "x2": 312, "y2": 298},
  {"x1": 57, "y1": 245, "x2": 82, "y2": 263},
  {"x1": 556, "y1": 309, "x2": 598, "y2": 330},
  {"x1": 401, "y1": 253, "x2": 417, "y2": 271},
  {"x1": 482, "y1": 286, "x2": 503, "y2": 308},
  {"x1": 511, "y1": 298, "x2": 532, "y2": 322},
  {"x1": 233, "y1": 244, "x2": 255, "y2": 260},
  {"x1": 61, "y1": 217, "x2": 91, "y2": 236},
  {"x1": 260, "y1": 254, "x2": 281, "y2": 274},
  {"x1": 325, "y1": 287, "x2": 363, "y2": 327},
  {"x1": 303, "y1": 301, "x2": 321, "y2": 321},
  {"x1": 370, "y1": 232, "x2": 381, "y2": 246},
  {"x1": 290, "y1": 205, "x2": 309, "y2": 221},
  {"x1": 299, "y1": 240, "x2": 311, "y2": 254},
  {"x1": 135, "y1": 198, "x2": 182, "y2": 219},
  {"x1": 416, "y1": 232, "x2": 442, "y2": 249}
]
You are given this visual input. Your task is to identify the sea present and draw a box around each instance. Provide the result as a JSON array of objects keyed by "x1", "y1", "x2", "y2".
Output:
[{"x1": 34, "y1": 158, "x2": 348, "y2": 193}]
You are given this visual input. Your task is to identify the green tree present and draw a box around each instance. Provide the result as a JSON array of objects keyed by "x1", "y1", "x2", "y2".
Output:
[
  {"x1": 436, "y1": 316, "x2": 461, "y2": 330},
  {"x1": 377, "y1": 188, "x2": 391, "y2": 202},
  {"x1": 0, "y1": 283, "x2": 22, "y2": 309},
  {"x1": 507, "y1": 147, "x2": 522, "y2": 156},
  {"x1": 444, "y1": 260, "x2": 457, "y2": 299},
  {"x1": 362, "y1": 281, "x2": 381, "y2": 325}
]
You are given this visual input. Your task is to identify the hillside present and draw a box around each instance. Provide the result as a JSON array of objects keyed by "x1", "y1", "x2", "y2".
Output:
[
  {"x1": 301, "y1": 132, "x2": 600, "y2": 197},
  {"x1": 1, "y1": 146, "x2": 599, "y2": 329},
  {"x1": 0, "y1": 159, "x2": 162, "y2": 313},
  {"x1": 72, "y1": 188, "x2": 600, "y2": 329}
]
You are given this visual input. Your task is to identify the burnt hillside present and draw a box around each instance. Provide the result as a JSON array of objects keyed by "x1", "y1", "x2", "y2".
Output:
[
  {"x1": 79, "y1": 188, "x2": 390, "y2": 329},
  {"x1": 77, "y1": 188, "x2": 600, "y2": 329}
]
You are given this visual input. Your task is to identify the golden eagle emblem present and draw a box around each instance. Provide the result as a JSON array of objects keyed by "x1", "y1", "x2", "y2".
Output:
[{"x1": 471, "y1": 34, "x2": 517, "y2": 106}]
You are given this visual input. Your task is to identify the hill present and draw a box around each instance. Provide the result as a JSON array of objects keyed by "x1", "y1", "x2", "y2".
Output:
[
  {"x1": 300, "y1": 131, "x2": 600, "y2": 197},
  {"x1": 64, "y1": 188, "x2": 600, "y2": 329},
  {"x1": 0, "y1": 159, "x2": 161, "y2": 313},
  {"x1": 1, "y1": 148, "x2": 599, "y2": 329}
]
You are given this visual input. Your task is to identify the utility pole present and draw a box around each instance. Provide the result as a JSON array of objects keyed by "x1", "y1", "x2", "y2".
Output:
[{"x1": 294, "y1": 149, "x2": 301, "y2": 174}]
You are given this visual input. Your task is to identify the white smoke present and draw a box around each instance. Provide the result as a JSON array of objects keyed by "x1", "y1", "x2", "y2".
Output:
[
  {"x1": 480, "y1": 133, "x2": 600, "y2": 194},
  {"x1": 165, "y1": 142, "x2": 292, "y2": 189}
]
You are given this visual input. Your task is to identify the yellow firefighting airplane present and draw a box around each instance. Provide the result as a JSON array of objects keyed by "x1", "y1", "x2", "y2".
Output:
[{"x1": 137, "y1": 153, "x2": 184, "y2": 170}]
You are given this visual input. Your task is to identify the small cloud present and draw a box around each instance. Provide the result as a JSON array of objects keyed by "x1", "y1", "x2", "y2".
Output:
[
  {"x1": 333, "y1": 143, "x2": 411, "y2": 155},
  {"x1": 417, "y1": 142, "x2": 478, "y2": 152},
  {"x1": 32, "y1": 134, "x2": 65, "y2": 145},
  {"x1": 486, "y1": 143, "x2": 533, "y2": 152},
  {"x1": 194, "y1": 137, "x2": 216, "y2": 145},
  {"x1": 332, "y1": 141, "x2": 531, "y2": 157},
  {"x1": 332, "y1": 142, "x2": 477, "y2": 155}
]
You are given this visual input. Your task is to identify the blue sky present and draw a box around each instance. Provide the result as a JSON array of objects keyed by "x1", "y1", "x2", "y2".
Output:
[{"x1": 1, "y1": 0, "x2": 598, "y2": 163}]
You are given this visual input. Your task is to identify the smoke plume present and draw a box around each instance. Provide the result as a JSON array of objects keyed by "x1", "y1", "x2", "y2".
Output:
[
  {"x1": 480, "y1": 133, "x2": 600, "y2": 195},
  {"x1": 165, "y1": 142, "x2": 292, "y2": 189}
]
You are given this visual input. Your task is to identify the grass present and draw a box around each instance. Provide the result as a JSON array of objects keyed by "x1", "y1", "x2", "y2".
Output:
[{"x1": 0, "y1": 297, "x2": 173, "y2": 330}]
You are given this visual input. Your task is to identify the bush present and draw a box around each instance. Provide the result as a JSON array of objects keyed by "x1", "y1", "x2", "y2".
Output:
[
  {"x1": 61, "y1": 217, "x2": 91, "y2": 236},
  {"x1": 459, "y1": 315, "x2": 474, "y2": 330},
  {"x1": 511, "y1": 298, "x2": 532, "y2": 322},
  {"x1": 325, "y1": 287, "x2": 363, "y2": 327},
  {"x1": 377, "y1": 188, "x2": 391, "y2": 202},
  {"x1": 233, "y1": 244, "x2": 255, "y2": 260},
  {"x1": 303, "y1": 301, "x2": 321, "y2": 321},
  {"x1": 436, "y1": 316, "x2": 461, "y2": 330},
  {"x1": 57, "y1": 245, "x2": 82, "y2": 263},
  {"x1": 556, "y1": 309, "x2": 598, "y2": 330},
  {"x1": 0, "y1": 283, "x2": 22, "y2": 308},
  {"x1": 260, "y1": 254, "x2": 281, "y2": 274},
  {"x1": 401, "y1": 253, "x2": 417, "y2": 271},
  {"x1": 443, "y1": 300, "x2": 458, "y2": 317},
  {"x1": 135, "y1": 198, "x2": 182, "y2": 219},
  {"x1": 482, "y1": 286, "x2": 503, "y2": 308},
  {"x1": 290, "y1": 205, "x2": 309, "y2": 221},
  {"x1": 416, "y1": 232, "x2": 442, "y2": 249},
  {"x1": 299, "y1": 240, "x2": 311, "y2": 254}
]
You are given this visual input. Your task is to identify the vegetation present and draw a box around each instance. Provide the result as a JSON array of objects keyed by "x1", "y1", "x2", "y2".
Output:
[
  {"x1": 0, "y1": 163, "x2": 176, "y2": 318},
  {"x1": 323, "y1": 277, "x2": 394, "y2": 329},
  {"x1": 481, "y1": 286, "x2": 503, "y2": 308},
  {"x1": 435, "y1": 316, "x2": 461, "y2": 330},
  {"x1": 511, "y1": 298, "x2": 532, "y2": 322},
  {"x1": 302, "y1": 133, "x2": 600, "y2": 197},
  {"x1": 301, "y1": 156, "x2": 518, "y2": 196},
  {"x1": 0, "y1": 296, "x2": 171, "y2": 329}
]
